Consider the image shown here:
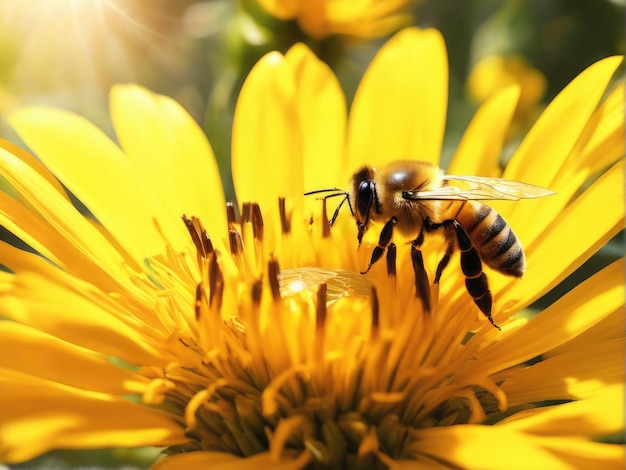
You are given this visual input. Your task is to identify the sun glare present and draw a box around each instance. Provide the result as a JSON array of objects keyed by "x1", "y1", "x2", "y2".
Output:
[{"x1": 0, "y1": 0, "x2": 180, "y2": 104}]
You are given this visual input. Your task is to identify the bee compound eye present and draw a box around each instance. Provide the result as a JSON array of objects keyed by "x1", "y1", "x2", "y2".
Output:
[{"x1": 357, "y1": 181, "x2": 374, "y2": 222}]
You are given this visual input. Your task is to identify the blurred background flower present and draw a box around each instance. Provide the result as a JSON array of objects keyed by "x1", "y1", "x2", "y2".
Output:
[
  {"x1": 0, "y1": 0, "x2": 622, "y2": 193},
  {"x1": 0, "y1": 0, "x2": 623, "y2": 467}
]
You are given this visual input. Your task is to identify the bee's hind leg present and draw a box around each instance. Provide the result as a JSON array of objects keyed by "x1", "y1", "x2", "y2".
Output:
[
  {"x1": 451, "y1": 220, "x2": 500, "y2": 330},
  {"x1": 361, "y1": 217, "x2": 397, "y2": 274}
]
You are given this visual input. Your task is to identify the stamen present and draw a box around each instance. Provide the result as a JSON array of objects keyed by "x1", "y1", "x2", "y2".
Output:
[
  {"x1": 226, "y1": 201, "x2": 236, "y2": 227},
  {"x1": 357, "y1": 427, "x2": 379, "y2": 458},
  {"x1": 208, "y1": 252, "x2": 224, "y2": 310},
  {"x1": 229, "y1": 229, "x2": 244, "y2": 258},
  {"x1": 182, "y1": 215, "x2": 213, "y2": 258},
  {"x1": 201, "y1": 231, "x2": 213, "y2": 255},
  {"x1": 240, "y1": 202, "x2": 251, "y2": 226},
  {"x1": 252, "y1": 279, "x2": 263, "y2": 305},
  {"x1": 267, "y1": 258, "x2": 281, "y2": 301},
  {"x1": 142, "y1": 378, "x2": 175, "y2": 405},
  {"x1": 386, "y1": 242, "x2": 397, "y2": 279},
  {"x1": 371, "y1": 286, "x2": 379, "y2": 337},
  {"x1": 278, "y1": 197, "x2": 291, "y2": 234},
  {"x1": 194, "y1": 282, "x2": 204, "y2": 320},
  {"x1": 454, "y1": 389, "x2": 486, "y2": 424},
  {"x1": 471, "y1": 376, "x2": 508, "y2": 413},
  {"x1": 321, "y1": 199, "x2": 331, "y2": 238},
  {"x1": 185, "y1": 379, "x2": 227, "y2": 432},
  {"x1": 251, "y1": 203, "x2": 264, "y2": 242},
  {"x1": 315, "y1": 284, "x2": 327, "y2": 361},
  {"x1": 268, "y1": 415, "x2": 313, "y2": 465},
  {"x1": 261, "y1": 364, "x2": 311, "y2": 416}
]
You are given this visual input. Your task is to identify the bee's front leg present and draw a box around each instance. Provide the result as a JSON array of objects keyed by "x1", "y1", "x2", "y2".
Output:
[{"x1": 361, "y1": 217, "x2": 397, "y2": 274}]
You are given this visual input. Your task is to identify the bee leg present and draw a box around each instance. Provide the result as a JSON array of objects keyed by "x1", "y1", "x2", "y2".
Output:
[
  {"x1": 410, "y1": 225, "x2": 431, "y2": 311},
  {"x1": 452, "y1": 220, "x2": 500, "y2": 330},
  {"x1": 386, "y1": 242, "x2": 397, "y2": 278},
  {"x1": 434, "y1": 225, "x2": 456, "y2": 284},
  {"x1": 421, "y1": 218, "x2": 454, "y2": 284},
  {"x1": 361, "y1": 217, "x2": 397, "y2": 274},
  {"x1": 410, "y1": 242, "x2": 431, "y2": 312}
]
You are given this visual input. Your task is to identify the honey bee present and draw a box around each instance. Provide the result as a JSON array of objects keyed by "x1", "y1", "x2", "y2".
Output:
[{"x1": 306, "y1": 160, "x2": 555, "y2": 329}]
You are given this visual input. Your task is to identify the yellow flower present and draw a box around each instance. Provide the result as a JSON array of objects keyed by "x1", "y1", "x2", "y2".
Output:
[
  {"x1": 251, "y1": 0, "x2": 413, "y2": 39},
  {"x1": 467, "y1": 54, "x2": 547, "y2": 135},
  {"x1": 0, "y1": 28, "x2": 623, "y2": 469}
]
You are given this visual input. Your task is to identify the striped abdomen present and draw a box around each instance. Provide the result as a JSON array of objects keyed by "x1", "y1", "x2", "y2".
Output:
[{"x1": 454, "y1": 201, "x2": 525, "y2": 277}]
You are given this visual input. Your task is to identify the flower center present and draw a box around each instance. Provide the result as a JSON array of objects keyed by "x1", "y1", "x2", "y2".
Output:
[{"x1": 143, "y1": 203, "x2": 508, "y2": 466}]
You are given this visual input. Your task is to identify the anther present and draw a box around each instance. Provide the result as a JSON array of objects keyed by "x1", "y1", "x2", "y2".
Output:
[
  {"x1": 251, "y1": 203, "x2": 264, "y2": 242},
  {"x1": 228, "y1": 229, "x2": 248, "y2": 276},
  {"x1": 252, "y1": 279, "x2": 263, "y2": 305},
  {"x1": 267, "y1": 258, "x2": 281, "y2": 301},
  {"x1": 278, "y1": 197, "x2": 291, "y2": 234},
  {"x1": 316, "y1": 283, "x2": 327, "y2": 360},
  {"x1": 229, "y1": 229, "x2": 244, "y2": 257},
  {"x1": 226, "y1": 201, "x2": 236, "y2": 227},
  {"x1": 240, "y1": 202, "x2": 251, "y2": 225},
  {"x1": 201, "y1": 230, "x2": 214, "y2": 256},
  {"x1": 194, "y1": 283, "x2": 204, "y2": 320},
  {"x1": 321, "y1": 199, "x2": 331, "y2": 238},
  {"x1": 370, "y1": 286, "x2": 379, "y2": 337},
  {"x1": 182, "y1": 215, "x2": 211, "y2": 258},
  {"x1": 386, "y1": 242, "x2": 397, "y2": 279},
  {"x1": 208, "y1": 253, "x2": 224, "y2": 310}
]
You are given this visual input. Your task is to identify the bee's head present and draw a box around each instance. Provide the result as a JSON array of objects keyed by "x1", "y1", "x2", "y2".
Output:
[{"x1": 350, "y1": 165, "x2": 378, "y2": 245}]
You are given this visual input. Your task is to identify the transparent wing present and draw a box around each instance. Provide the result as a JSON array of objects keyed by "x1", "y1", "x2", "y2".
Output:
[
  {"x1": 403, "y1": 175, "x2": 556, "y2": 201},
  {"x1": 278, "y1": 267, "x2": 372, "y2": 306}
]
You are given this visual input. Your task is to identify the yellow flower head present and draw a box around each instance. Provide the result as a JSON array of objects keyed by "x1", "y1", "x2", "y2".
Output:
[
  {"x1": 0, "y1": 28, "x2": 623, "y2": 469},
  {"x1": 252, "y1": 0, "x2": 414, "y2": 39},
  {"x1": 467, "y1": 54, "x2": 548, "y2": 134}
]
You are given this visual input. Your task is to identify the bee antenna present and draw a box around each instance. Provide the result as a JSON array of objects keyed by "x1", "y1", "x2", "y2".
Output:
[
  {"x1": 304, "y1": 187, "x2": 344, "y2": 196},
  {"x1": 305, "y1": 188, "x2": 353, "y2": 227},
  {"x1": 329, "y1": 195, "x2": 349, "y2": 227}
]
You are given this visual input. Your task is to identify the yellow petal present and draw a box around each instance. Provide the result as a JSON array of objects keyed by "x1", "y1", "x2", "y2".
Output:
[
  {"x1": 458, "y1": 259, "x2": 623, "y2": 381},
  {"x1": 0, "y1": 192, "x2": 133, "y2": 292},
  {"x1": 503, "y1": 56, "x2": 622, "y2": 185},
  {"x1": 232, "y1": 51, "x2": 301, "y2": 211},
  {"x1": 545, "y1": 308, "x2": 624, "y2": 358},
  {"x1": 0, "y1": 372, "x2": 185, "y2": 464},
  {"x1": 447, "y1": 85, "x2": 520, "y2": 176},
  {"x1": 500, "y1": 162, "x2": 623, "y2": 304},
  {"x1": 0, "y1": 138, "x2": 69, "y2": 202},
  {"x1": 299, "y1": 0, "x2": 412, "y2": 39},
  {"x1": 0, "y1": 322, "x2": 149, "y2": 395},
  {"x1": 110, "y1": 84, "x2": 227, "y2": 244},
  {"x1": 254, "y1": 0, "x2": 300, "y2": 19},
  {"x1": 500, "y1": 82, "x2": 624, "y2": 243},
  {"x1": 502, "y1": 384, "x2": 624, "y2": 437},
  {"x1": 9, "y1": 107, "x2": 189, "y2": 261},
  {"x1": 0, "y1": 146, "x2": 142, "y2": 282},
  {"x1": 346, "y1": 28, "x2": 447, "y2": 173},
  {"x1": 501, "y1": 338, "x2": 624, "y2": 405},
  {"x1": 0, "y1": 244, "x2": 164, "y2": 366},
  {"x1": 151, "y1": 449, "x2": 312, "y2": 470},
  {"x1": 556, "y1": 83, "x2": 624, "y2": 183},
  {"x1": 285, "y1": 43, "x2": 347, "y2": 191},
  {"x1": 407, "y1": 425, "x2": 619, "y2": 470}
]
